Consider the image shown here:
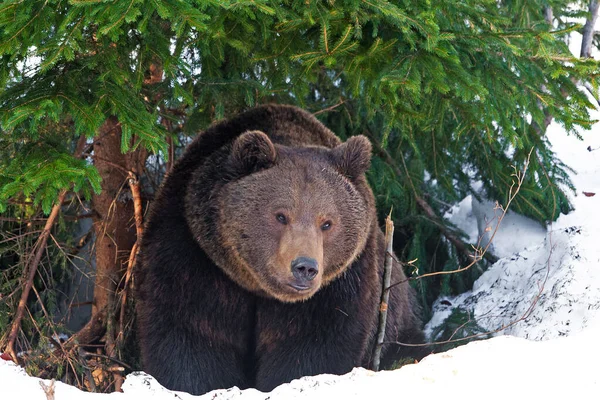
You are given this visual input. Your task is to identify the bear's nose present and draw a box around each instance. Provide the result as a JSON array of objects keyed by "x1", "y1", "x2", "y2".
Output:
[{"x1": 291, "y1": 257, "x2": 319, "y2": 281}]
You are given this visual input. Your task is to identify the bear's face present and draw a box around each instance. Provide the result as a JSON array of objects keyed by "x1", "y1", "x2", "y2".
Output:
[{"x1": 212, "y1": 131, "x2": 374, "y2": 303}]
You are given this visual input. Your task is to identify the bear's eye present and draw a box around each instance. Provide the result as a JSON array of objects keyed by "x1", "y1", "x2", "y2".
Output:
[
  {"x1": 276, "y1": 213, "x2": 288, "y2": 225},
  {"x1": 321, "y1": 221, "x2": 332, "y2": 231}
]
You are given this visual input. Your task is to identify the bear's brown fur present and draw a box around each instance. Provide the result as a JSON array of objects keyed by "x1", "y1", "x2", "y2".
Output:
[{"x1": 135, "y1": 104, "x2": 424, "y2": 395}]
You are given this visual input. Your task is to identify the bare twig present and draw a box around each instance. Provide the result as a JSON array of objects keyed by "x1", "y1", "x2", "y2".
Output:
[
  {"x1": 312, "y1": 100, "x2": 346, "y2": 116},
  {"x1": 79, "y1": 350, "x2": 132, "y2": 369},
  {"x1": 389, "y1": 148, "x2": 533, "y2": 289},
  {"x1": 117, "y1": 172, "x2": 143, "y2": 348},
  {"x1": 39, "y1": 380, "x2": 55, "y2": 400},
  {"x1": 372, "y1": 212, "x2": 394, "y2": 371}
]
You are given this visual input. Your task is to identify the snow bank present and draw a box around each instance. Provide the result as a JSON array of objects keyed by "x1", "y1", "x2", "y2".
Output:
[
  {"x1": 427, "y1": 225, "x2": 600, "y2": 340},
  {"x1": 3, "y1": 326, "x2": 599, "y2": 399}
]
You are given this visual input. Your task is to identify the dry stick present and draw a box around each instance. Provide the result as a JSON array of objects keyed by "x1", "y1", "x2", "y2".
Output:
[
  {"x1": 372, "y1": 212, "x2": 395, "y2": 372},
  {"x1": 312, "y1": 99, "x2": 346, "y2": 116},
  {"x1": 118, "y1": 172, "x2": 143, "y2": 345},
  {"x1": 39, "y1": 380, "x2": 56, "y2": 400},
  {"x1": 5, "y1": 189, "x2": 68, "y2": 363},
  {"x1": 111, "y1": 172, "x2": 143, "y2": 392}
]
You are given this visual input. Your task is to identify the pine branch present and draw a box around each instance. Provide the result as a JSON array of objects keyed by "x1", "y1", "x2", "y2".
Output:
[{"x1": 366, "y1": 130, "x2": 499, "y2": 265}]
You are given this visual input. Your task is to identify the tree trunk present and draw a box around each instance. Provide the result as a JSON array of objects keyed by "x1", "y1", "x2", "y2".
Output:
[
  {"x1": 91, "y1": 117, "x2": 138, "y2": 330},
  {"x1": 581, "y1": 1, "x2": 599, "y2": 58},
  {"x1": 89, "y1": 117, "x2": 148, "y2": 324}
]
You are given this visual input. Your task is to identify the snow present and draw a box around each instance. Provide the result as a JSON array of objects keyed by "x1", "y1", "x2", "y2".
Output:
[
  {"x1": 3, "y1": 328, "x2": 600, "y2": 399},
  {"x1": 444, "y1": 196, "x2": 547, "y2": 259}
]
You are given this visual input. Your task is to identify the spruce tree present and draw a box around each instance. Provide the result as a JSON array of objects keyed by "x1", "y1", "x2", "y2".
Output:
[{"x1": 0, "y1": 0, "x2": 598, "y2": 390}]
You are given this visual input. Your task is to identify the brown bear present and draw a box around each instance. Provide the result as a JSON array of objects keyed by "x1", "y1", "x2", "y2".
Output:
[{"x1": 135, "y1": 104, "x2": 424, "y2": 395}]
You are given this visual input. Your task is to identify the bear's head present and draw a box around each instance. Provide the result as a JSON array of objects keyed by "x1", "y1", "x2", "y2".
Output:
[{"x1": 186, "y1": 131, "x2": 374, "y2": 303}]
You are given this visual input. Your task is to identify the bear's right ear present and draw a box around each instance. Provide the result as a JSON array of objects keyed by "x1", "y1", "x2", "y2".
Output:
[
  {"x1": 228, "y1": 130, "x2": 277, "y2": 176},
  {"x1": 331, "y1": 135, "x2": 372, "y2": 180}
]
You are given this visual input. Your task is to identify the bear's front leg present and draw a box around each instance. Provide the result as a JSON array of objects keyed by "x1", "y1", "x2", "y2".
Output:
[
  {"x1": 138, "y1": 318, "x2": 250, "y2": 395},
  {"x1": 136, "y1": 250, "x2": 256, "y2": 395}
]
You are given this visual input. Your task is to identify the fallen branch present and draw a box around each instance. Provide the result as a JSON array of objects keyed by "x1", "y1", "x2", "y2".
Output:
[
  {"x1": 4, "y1": 190, "x2": 68, "y2": 363},
  {"x1": 372, "y1": 211, "x2": 394, "y2": 371}
]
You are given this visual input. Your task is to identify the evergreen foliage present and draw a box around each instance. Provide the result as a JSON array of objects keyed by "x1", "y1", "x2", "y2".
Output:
[
  {"x1": 0, "y1": 0, "x2": 599, "y2": 370},
  {"x1": 429, "y1": 306, "x2": 491, "y2": 352}
]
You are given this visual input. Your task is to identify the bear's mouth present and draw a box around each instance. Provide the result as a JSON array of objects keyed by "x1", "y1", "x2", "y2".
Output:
[{"x1": 287, "y1": 283, "x2": 311, "y2": 291}]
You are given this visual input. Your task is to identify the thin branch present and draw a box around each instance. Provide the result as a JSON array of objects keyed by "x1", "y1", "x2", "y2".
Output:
[
  {"x1": 312, "y1": 100, "x2": 346, "y2": 116},
  {"x1": 117, "y1": 172, "x2": 143, "y2": 349},
  {"x1": 384, "y1": 231, "x2": 554, "y2": 348},
  {"x1": 79, "y1": 350, "x2": 132, "y2": 370},
  {"x1": 389, "y1": 148, "x2": 533, "y2": 289},
  {"x1": 4, "y1": 190, "x2": 68, "y2": 363}
]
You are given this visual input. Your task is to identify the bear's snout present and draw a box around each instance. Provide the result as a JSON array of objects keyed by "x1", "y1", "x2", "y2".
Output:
[{"x1": 291, "y1": 257, "x2": 319, "y2": 283}]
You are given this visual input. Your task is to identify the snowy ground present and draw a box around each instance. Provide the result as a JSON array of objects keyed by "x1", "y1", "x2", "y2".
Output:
[{"x1": 2, "y1": 326, "x2": 600, "y2": 399}]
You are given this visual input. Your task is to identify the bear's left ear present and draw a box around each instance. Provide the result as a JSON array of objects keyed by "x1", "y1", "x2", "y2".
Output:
[
  {"x1": 332, "y1": 135, "x2": 372, "y2": 180},
  {"x1": 229, "y1": 130, "x2": 277, "y2": 176}
]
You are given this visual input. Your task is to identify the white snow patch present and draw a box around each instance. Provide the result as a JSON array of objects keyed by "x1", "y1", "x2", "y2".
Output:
[
  {"x1": 444, "y1": 196, "x2": 547, "y2": 259},
  {"x1": 3, "y1": 327, "x2": 600, "y2": 399},
  {"x1": 426, "y1": 225, "x2": 600, "y2": 340}
]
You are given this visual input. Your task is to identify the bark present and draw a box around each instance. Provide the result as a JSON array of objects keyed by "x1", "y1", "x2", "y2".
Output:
[{"x1": 581, "y1": 0, "x2": 600, "y2": 58}]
